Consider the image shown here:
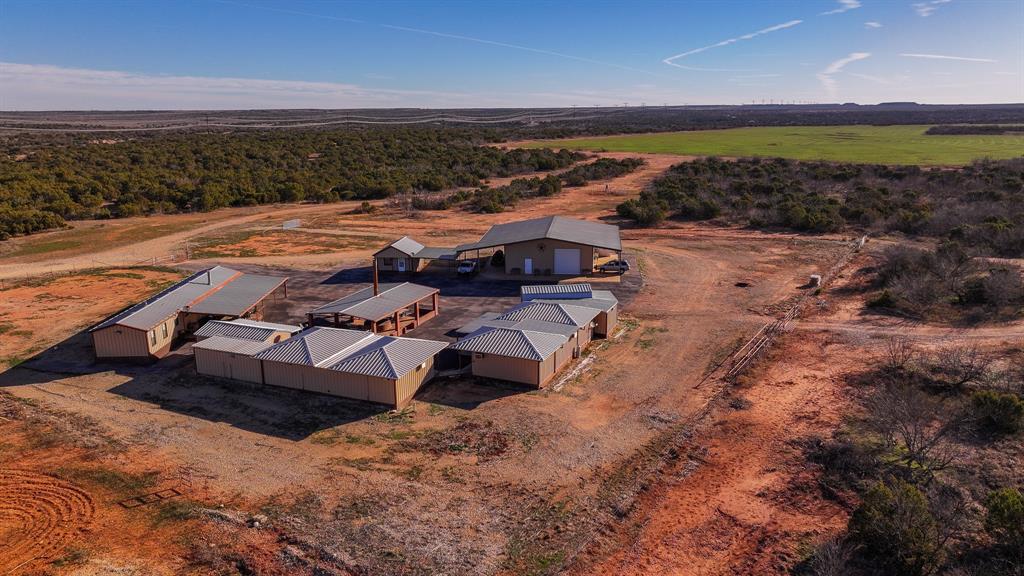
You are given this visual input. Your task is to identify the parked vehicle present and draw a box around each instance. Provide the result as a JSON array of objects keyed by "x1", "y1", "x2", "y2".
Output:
[
  {"x1": 457, "y1": 260, "x2": 478, "y2": 276},
  {"x1": 598, "y1": 259, "x2": 630, "y2": 274}
]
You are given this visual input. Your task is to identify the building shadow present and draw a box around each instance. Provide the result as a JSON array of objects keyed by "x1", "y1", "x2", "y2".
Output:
[
  {"x1": 415, "y1": 375, "x2": 535, "y2": 410},
  {"x1": 108, "y1": 372, "x2": 387, "y2": 441},
  {"x1": 0, "y1": 329, "x2": 386, "y2": 441},
  {"x1": 321, "y1": 265, "x2": 373, "y2": 286}
]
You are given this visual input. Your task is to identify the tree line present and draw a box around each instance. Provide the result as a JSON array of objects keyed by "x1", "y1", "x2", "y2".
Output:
[
  {"x1": 0, "y1": 128, "x2": 581, "y2": 239},
  {"x1": 617, "y1": 156, "x2": 1024, "y2": 256}
]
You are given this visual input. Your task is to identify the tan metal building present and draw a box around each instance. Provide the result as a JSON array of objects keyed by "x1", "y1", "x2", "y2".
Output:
[
  {"x1": 193, "y1": 336, "x2": 274, "y2": 384},
  {"x1": 89, "y1": 266, "x2": 288, "y2": 360},
  {"x1": 449, "y1": 326, "x2": 574, "y2": 387},
  {"x1": 193, "y1": 318, "x2": 301, "y2": 344},
  {"x1": 254, "y1": 327, "x2": 448, "y2": 409},
  {"x1": 373, "y1": 236, "x2": 457, "y2": 273},
  {"x1": 456, "y1": 216, "x2": 622, "y2": 276},
  {"x1": 520, "y1": 283, "x2": 620, "y2": 337},
  {"x1": 450, "y1": 301, "x2": 601, "y2": 387}
]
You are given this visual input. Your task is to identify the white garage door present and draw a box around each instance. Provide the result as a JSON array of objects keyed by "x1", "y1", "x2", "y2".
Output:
[{"x1": 553, "y1": 248, "x2": 581, "y2": 275}]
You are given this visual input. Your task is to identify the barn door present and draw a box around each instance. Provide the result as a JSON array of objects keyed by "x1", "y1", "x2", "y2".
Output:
[{"x1": 554, "y1": 249, "x2": 581, "y2": 275}]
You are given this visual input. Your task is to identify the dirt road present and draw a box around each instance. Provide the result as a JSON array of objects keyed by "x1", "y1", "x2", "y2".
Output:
[{"x1": 0, "y1": 153, "x2": 681, "y2": 281}]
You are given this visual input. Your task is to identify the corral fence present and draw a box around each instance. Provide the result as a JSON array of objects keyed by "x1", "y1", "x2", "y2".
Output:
[
  {"x1": 724, "y1": 235, "x2": 867, "y2": 381},
  {"x1": 0, "y1": 252, "x2": 187, "y2": 290}
]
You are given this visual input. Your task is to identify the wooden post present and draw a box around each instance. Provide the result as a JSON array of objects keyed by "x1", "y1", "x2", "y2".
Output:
[
  {"x1": 414, "y1": 302, "x2": 420, "y2": 324},
  {"x1": 394, "y1": 310, "x2": 401, "y2": 335},
  {"x1": 333, "y1": 313, "x2": 339, "y2": 327},
  {"x1": 372, "y1": 258, "x2": 379, "y2": 296},
  {"x1": 433, "y1": 292, "x2": 439, "y2": 316}
]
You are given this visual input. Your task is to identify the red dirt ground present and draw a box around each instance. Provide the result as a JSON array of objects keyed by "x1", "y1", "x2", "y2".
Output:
[{"x1": 578, "y1": 332, "x2": 851, "y2": 575}]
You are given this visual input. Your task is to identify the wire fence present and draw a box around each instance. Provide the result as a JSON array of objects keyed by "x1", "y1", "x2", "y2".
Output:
[{"x1": 724, "y1": 235, "x2": 867, "y2": 381}]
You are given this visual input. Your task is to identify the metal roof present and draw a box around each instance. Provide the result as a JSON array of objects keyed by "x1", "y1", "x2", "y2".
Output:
[
  {"x1": 521, "y1": 283, "x2": 593, "y2": 299},
  {"x1": 450, "y1": 326, "x2": 568, "y2": 361},
  {"x1": 194, "y1": 319, "x2": 301, "y2": 342},
  {"x1": 456, "y1": 216, "x2": 621, "y2": 252},
  {"x1": 192, "y1": 335, "x2": 275, "y2": 356},
  {"x1": 374, "y1": 237, "x2": 456, "y2": 261},
  {"x1": 92, "y1": 266, "x2": 241, "y2": 331},
  {"x1": 377, "y1": 236, "x2": 425, "y2": 257},
  {"x1": 227, "y1": 318, "x2": 303, "y2": 332},
  {"x1": 309, "y1": 282, "x2": 438, "y2": 321},
  {"x1": 328, "y1": 336, "x2": 448, "y2": 379},
  {"x1": 454, "y1": 314, "x2": 579, "y2": 338},
  {"x1": 256, "y1": 327, "x2": 447, "y2": 379},
  {"x1": 413, "y1": 247, "x2": 458, "y2": 260},
  {"x1": 454, "y1": 312, "x2": 503, "y2": 335},
  {"x1": 532, "y1": 291, "x2": 618, "y2": 312},
  {"x1": 497, "y1": 301, "x2": 600, "y2": 328},
  {"x1": 188, "y1": 274, "x2": 287, "y2": 317},
  {"x1": 254, "y1": 327, "x2": 376, "y2": 367}
]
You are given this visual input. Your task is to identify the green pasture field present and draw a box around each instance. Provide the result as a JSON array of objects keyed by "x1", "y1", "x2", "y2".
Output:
[{"x1": 528, "y1": 125, "x2": 1024, "y2": 165}]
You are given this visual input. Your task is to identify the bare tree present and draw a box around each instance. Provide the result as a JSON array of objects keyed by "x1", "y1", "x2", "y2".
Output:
[
  {"x1": 867, "y1": 381, "x2": 962, "y2": 481},
  {"x1": 884, "y1": 336, "x2": 916, "y2": 373},
  {"x1": 931, "y1": 343, "x2": 990, "y2": 392},
  {"x1": 982, "y1": 267, "x2": 1024, "y2": 308}
]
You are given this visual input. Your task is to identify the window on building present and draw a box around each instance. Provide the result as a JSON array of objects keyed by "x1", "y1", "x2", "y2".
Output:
[
  {"x1": 382, "y1": 257, "x2": 394, "y2": 265},
  {"x1": 161, "y1": 322, "x2": 168, "y2": 339},
  {"x1": 150, "y1": 330, "x2": 157, "y2": 345}
]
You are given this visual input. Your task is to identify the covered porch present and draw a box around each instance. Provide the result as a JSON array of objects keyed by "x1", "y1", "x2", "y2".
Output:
[{"x1": 307, "y1": 282, "x2": 440, "y2": 336}]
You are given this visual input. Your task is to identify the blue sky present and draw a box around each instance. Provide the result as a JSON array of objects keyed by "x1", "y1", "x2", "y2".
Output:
[{"x1": 1, "y1": 0, "x2": 1021, "y2": 109}]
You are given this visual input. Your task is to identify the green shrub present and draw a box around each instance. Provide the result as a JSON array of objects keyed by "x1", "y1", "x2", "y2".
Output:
[
  {"x1": 985, "y1": 488, "x2": 1024, "y2": 556},
  {"x1": 971, "y1": 390, "x2": 1024, "y2": 434},
  {"x1": 867, "y1": 290, "x2": 896, "y2": 308},
  {"x1": 848, "y1": 480, "x2": 943, "y2": 576}
]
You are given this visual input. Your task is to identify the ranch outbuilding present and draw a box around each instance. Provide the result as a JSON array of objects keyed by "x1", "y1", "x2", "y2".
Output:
[
  {"x1": 90, "y1": 266, "x2": 288, "y2": 360},
  {"x1": 456, "y1": 216, "x2": 621, "y2": 276}
]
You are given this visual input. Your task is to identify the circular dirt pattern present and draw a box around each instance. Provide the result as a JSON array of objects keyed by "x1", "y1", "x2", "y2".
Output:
[{"x1": 0, "y1": 469, "x2": 95, "y2": 574}]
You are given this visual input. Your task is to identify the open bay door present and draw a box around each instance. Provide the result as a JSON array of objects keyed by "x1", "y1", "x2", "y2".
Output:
[{"x1": 553, "y1": 248, "x2": 581, "y2": 275}]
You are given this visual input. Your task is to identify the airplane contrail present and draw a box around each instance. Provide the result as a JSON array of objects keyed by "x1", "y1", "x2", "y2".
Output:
[
  {"x1": 217, "y1": 0, "x2": 668, "y2": 78},
  {"x1": 663, "y1": 19, "x2": 803, "y2": 70}
]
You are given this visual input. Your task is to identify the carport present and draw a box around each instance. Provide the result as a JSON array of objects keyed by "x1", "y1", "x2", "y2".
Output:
[{"x1": 306, "y1": 282, "x2": 440, "y2": 336}]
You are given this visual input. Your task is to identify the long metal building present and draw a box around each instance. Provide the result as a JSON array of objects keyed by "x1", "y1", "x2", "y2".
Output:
[
  {"x1": 252, "y1": 327, "x2": 448, "y2": 409},
  {"x1": 89, "y1": 266, "x2": 287, "y2": 360}
]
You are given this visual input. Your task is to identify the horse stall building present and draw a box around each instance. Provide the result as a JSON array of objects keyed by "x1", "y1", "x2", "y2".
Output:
[
  {"x1": 193, "y1": 318, "x2": 301, "y2": 343},
  {"x1": 450, "y1": 301, "x2": 601, "y2": 387},
  {"x1": 90, "y1": 266, "x2": 288, "y2": 360},
  {"x1": 252, "y1": 327, "x2": 448, "y2": 409},
  {"x1": 520, "y1": 283, "x2": 619, "y2": 337}
]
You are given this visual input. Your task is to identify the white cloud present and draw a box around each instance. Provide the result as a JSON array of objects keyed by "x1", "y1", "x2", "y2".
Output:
[
  {"x1": 0, "y1": 62, "x2": 484, "y2": 110},
  {"x1": 821, "y1": 0, "x2": 862, "y2": 15},
  {"x1": 817, "y1": 52, "x2": 871, "y2": 98},
  {"x1": 912, "y1": 0, "x2": 952, "y2": 17},
  {"x1": 0, "y1": 61, "x2": 703, "y2": 110},
  {"x1": 864, "y1": 21, "x2": 883, "y2": 28},
  {"x1": 662, "y1": 20, "x2": 803, "y2": 70},
  {"x1": 901, "y1": 53, "x2": 997, "y2": 62}
]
